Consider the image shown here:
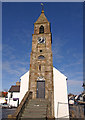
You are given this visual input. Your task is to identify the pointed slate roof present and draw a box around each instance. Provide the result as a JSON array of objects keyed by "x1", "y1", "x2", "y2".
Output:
[{"x1": 35, "y1": 10, "x2": 49, "y2": 24}]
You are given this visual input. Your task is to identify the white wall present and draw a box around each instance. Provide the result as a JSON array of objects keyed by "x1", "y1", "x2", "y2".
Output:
[
  {"x1": 0, "y1": 97, "x2": 6, "y2": 104},
  {"x1": 7, "y1": 92, "x2": 11, "y2": 104},
  {"x1": 8, "y1": 92, "x2": 20, "y2": 99},
  {"x1": 13, "y1": 92, "x2": 20, "y2": 98},
  {"x1": 19, "y1": 71, "x2": 29, "y2": 104},
  {"x1": 7, "y1": 92, "x2": 20, "y2": 107},
  {"x1": 53, "y1": 67, "x2": 69, "y2": 118},
  {"x1": 8, "y1": 92, "x2": 11, "y2": 98},
  {"x1": 8, "y1": 98, "x2": 18, "y2": 107}
]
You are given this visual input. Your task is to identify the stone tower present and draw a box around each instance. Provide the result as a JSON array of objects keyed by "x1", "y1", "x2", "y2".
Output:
[{"x1": 29, "y1": 9, "x2": 54, "y2": 116}]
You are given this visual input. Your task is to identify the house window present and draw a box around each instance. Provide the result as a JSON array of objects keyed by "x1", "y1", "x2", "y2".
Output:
[
  {"x1": 38, "y1": 55, "x2": 45, "y2": 59},
  {"x1": 39, "y1": 25, "x2": 44, "y2": 34}
]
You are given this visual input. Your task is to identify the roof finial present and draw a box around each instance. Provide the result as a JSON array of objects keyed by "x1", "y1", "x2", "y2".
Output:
[{"x1": 41, "y1": 3, "x2": 44, "y2": 13}]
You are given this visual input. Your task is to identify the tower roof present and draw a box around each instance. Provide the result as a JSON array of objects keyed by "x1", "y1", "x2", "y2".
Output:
[{"x1": 35, "y1": 10, "x2": 49, "y2": 24}]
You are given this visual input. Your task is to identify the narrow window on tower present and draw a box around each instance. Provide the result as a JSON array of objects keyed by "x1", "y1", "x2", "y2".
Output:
[
  {"x1": 40, "y1": 50, "x2": 42, "y2": 52},
  {"x1": 39, "y1": 25, "x2": 44, "y2": 33},
  {"x1": 39, "y1": 64, "x2": 41, "y2": 71}
]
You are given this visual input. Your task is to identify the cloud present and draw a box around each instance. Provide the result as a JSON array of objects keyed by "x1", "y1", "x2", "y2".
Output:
[
  {"x1": 3, "y1": 60, "x2": 29, "y2": 76},
  {"x1": 10, "y1": 27, "x2": 32, "y2": 46},
  {"x1": 2, "y1": 44, "x2": 16, "y2": 58},
  {"x1": 52, "y1": 36, "x2": 65, "y2": 63},
  {"x1": 2, "y1": 44, "x2": 30, "y2": 78},
  {"x1": 52, "y1": 36, "x2": 83, "y2": 95},
  {"x1": 2, "y1": 43, "x2": 30, "y2": 90},
  {"x1": 68, "y1": 79, "x2": 83, "y2": 86},
  {"x1": 67, "y1": 79, "x2": 83, "y2": 95},
  {"x1": 62, "y1": 59, "x2": 83, "y2": 69}
]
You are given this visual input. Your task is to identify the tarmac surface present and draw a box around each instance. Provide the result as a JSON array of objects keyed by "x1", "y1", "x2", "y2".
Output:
[{"x1": 1, "y1": 108, "x2": 16, "y2": 119}]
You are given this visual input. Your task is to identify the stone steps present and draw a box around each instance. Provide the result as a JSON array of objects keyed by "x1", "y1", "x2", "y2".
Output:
[
  {"x1": 22, "y1": 110, "x2": 47, "y2": 114},
  {"x1": 20, "y1": 116, "x2": 47, "y2": 120},
  {"x1": 22, "y1": 113, "x2": 46, "y2": 117},
  {"x1": 26, "y1": 105, "x2": 47, "y2": 108},
  {"x1": 21, "y1": 99, "x2": 48, "y2": 119},
  {"x1": 23, "y1": 109, "x2": 47, "y2": 112},
  {"x1": 26, "y1": 103, "x2": 47, "y2": 105},
  {"x1": 21, "y1": 113, "x2": 46, "y2": 117},
  {"x1": 20, "y1": 116, "x2": 46, "y2": 119}
]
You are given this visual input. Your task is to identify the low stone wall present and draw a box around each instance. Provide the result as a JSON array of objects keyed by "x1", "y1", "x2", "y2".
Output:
[{"x1": 69, "y1": 104, "x2": 84, "y2": 118}]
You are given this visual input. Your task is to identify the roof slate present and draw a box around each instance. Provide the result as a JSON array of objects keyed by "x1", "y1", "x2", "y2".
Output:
[
  {"x1": 35, "y1": 12, "x2": 49, "y2": 24},
  {"x1": 8, "y1": 85, "x2": 20, "y2": 92}
]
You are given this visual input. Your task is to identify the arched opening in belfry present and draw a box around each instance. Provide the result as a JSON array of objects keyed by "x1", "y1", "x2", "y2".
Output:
[{"x1": 39, "y1": 25, "x2": 44, "y2": 33}]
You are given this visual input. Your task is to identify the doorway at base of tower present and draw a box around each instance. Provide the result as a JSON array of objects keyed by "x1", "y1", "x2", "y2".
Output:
[{"x1": 37, "y1": 80, "x2": 45, "y2": 98}]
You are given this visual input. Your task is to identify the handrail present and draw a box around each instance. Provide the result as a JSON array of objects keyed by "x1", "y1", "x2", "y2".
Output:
[{"x1": 8, "y1": 91, "x2": 32, "y2": 119}]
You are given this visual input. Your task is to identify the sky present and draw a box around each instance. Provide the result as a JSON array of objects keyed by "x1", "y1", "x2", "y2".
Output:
[{"x1": 2, "y1": 2, "x2": 83, "y2": 95}]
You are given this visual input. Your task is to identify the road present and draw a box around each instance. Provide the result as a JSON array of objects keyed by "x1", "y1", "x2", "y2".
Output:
[{"x1": 1, "y1": 108, "x2": 16, "y2": 119}]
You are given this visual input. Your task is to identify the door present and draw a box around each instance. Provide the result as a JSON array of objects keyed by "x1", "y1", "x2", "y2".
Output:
[{"x1": 37, "y1": 81, "x2": 45, "y2": 98}]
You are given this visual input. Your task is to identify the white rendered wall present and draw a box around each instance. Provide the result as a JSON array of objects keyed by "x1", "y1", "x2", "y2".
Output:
[
  {"x1": 19, "y1": 71, "x2": 29, "y2": 104},
  {"x1": 7, "y1": 92, "x2": 20, "y2": 107},
  {"x1": 13, "y1": 92, "x2": 20, "y2": 98},
  {"x1": 9, "y1": 98, "x2": 18, "y2": 107},
  {"x1": 53, "y1": 67, "x2": 69, "y2": 118},
  {"x1": 8, "y1": 92, "x2": 20, "y2": 99},
  {"x1": 7, "y1": 92, "x2": 11, "y2": 104},
  {"x1": 0, "y1": 97, "x2": 6, "y2": 103},
  {"x1": 8, "y1": 92, "x2": 11, "y2": 99}
]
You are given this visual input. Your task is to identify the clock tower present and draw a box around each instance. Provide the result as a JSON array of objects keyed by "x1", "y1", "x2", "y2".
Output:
[{"x1": 29, "y1": 9, "x2": 54, "y2": 116}]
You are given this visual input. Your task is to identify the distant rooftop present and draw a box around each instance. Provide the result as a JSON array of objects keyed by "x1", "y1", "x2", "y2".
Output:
[{"x1": 8, "y1": 85, "x2": 20, "y2": 92}]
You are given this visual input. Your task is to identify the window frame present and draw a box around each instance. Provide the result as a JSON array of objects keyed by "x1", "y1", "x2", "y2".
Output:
[{"x1": 39, "y1": 25, "x2": 44, "y2": 34}]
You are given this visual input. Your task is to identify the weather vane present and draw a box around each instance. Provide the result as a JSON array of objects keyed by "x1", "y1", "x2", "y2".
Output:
[{"x1": 41, "y1": 3, "x2": 44, "y2": 11}]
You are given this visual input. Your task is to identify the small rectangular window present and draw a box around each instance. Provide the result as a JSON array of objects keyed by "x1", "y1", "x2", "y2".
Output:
[
  {"x1": 40, "y1": 50, "x2": 42, "y2": 52},
  {"x1": 39, "y1": 65, "x2": 41, "y2": 71}
]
